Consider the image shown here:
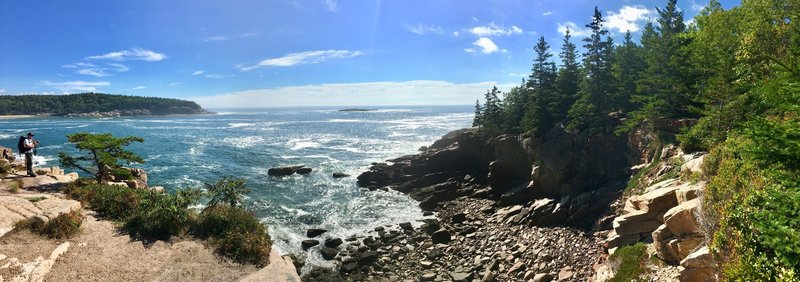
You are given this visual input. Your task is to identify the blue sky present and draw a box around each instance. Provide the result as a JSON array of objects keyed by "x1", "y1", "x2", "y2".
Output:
[{"x1": 0, "y1": 0, "x2": 738, "y2": 107}]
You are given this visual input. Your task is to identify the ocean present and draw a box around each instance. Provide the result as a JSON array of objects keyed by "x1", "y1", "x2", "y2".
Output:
[{"x1": 0, "y1": 105, "x2": 473, "y2": 267}]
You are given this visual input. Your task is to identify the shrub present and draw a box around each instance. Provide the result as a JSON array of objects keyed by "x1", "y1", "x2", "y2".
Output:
[
  {"x1": 111, "y1": 167, "x2": 134, "y2": 181},
  {"x1": 41, "y1": 210, "x2": 83, "y2": 239},
  {"x1": 194, "y1": 205, "x2": 272, "y2": 266},
  {"x1": 214, "y1": 229, "x2": 271, "y2": 267},
  {"x1": 204, "y1": 177, "x2": 250, "y2": 208},
  {"x1": 609, "y1": 243, "x2": 647, "y2": 282},
  {"x1": 14, "y1": 210, "x2": 83, "y2": 239},
  {"x1": 86, "y1": 184, "x2": 149, "y2": 220},
  {"x1": 122, "y1": 189, "x2": 200, "y2": 240}
]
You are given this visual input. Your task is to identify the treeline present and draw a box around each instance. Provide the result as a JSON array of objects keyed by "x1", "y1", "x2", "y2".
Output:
[
  {"x1": 0, "y1": 92, "x2": 207, "y2": 116},
  {"x1": 474, "y1": 0, "x2": 799, "y2": 279}
]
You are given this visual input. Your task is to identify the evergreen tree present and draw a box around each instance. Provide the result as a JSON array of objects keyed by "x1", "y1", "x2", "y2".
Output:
[
  {"x1": 567, "y1": 7, "x2": 616, "y2": 131},
  {"x1": 522, "y1": 36, "x2": 558, "y2": 134},
  {"x1": 473, "y1": 99, "x2": 484, "y2": 127},
  {"x1": 58, "y1": 133, "x2": 145, "y2": 181},
  {"x1": 632, "y1": 0, "x2": 695, "y2": 125},
  {"x1": 612, "y1": 31, "x2": 645, "y2": 113},
  {"x1": 501, "y1": 85, "x2": 527, "y2": 133},
  {"x1": 555, "y1": 29, "x2": 581, "y2": 123}
]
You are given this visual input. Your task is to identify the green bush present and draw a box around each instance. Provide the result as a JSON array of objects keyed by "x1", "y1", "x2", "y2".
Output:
[
  {"x1": 14, "y1": 210, "x2": 83, "y2": 239},
  {"x1": 122, "y1": 189, "x2": 200, "y2": 240},
  {"x1": 111, "y1": 167, "x2": 134, "y2": 180},
  {"x1": 84, "y1": 184, "x2": 149, "y2": 220},
  {"x1": 194, "y1": 205, "x2": 272, "y2": 266},
  {"x1": 214, "y1": 229, "x2": 271, "y2": 267},
  {"x1": 609, "y1": 243, "x2": 647, "y2": 282}
]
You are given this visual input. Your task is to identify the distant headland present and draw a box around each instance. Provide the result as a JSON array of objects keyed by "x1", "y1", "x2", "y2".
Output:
[
  {"x1": 0, "y1": 92, "x2": 210, "y2": 117},
  {"x1": 338, "y1": 108, "x2": 375, "y2": 112}
]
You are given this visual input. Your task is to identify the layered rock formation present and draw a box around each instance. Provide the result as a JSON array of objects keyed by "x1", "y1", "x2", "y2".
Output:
[{"x1": 358, "y1": 125, "x2": 633, "y2": 228}]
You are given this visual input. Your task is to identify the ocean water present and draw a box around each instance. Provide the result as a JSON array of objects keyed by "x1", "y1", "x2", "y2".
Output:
[{"x1": 0, "y1": 105, "x2": 473, "y2": 267}]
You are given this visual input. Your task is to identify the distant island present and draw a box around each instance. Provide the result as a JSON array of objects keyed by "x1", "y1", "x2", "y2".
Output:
[
  {"x1": 0, "y1": 92, "x2": 209, "y2": 117},
  {"x1": 339, "y1": 108, "x2": 375, "y2": 112}
]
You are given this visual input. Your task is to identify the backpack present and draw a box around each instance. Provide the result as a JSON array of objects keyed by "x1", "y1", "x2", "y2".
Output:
[{"x1": 17, "y1": 136, "x2": 26, "y2": 153}]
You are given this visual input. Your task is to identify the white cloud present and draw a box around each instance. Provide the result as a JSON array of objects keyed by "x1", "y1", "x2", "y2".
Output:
[
  {"x1": 205, "y1": 74, "x2": 225, "y2": 79},
  {"x1": 605, "y1": 5, "x2": 654, "y2": 33},
  {"x1": 322, "y1": 0, "x2": 339, "y2": 12},
  {"x1": 191, "y1": 80, "x2": 516, "y2": 108},
  {"x1": 557, "y1": 22, "x2": 591, "y2": 37},
  {"x1": 238, "y1": 50, "x2": 363, "y2": 71},
  {"x1": 107, "y1": 63, "x2": 129, "y2": 72},
  {"x1": 0, "y1": 89, "x2": 5, "y2": 93},
  {"x1": 63, "y1": 62, "x2": 129, "y2": 77},
  {"x1": 406, "y1": 24, "x2": 443, "y2": 35},
  {"x1": 453, "y1": 31, "x2": 459, "y2": 36},
  {"x1": 87, "y1": 47, "x2": 167, "y2": 62},
  {"x1": 204, "y1": 36, "x2": 228, "y2": 42},
  {"x1": 468, "y1": 23, "x2": 523, "y2": 37},
  {"x1": 691, "y1": 0, "x2": 705, "y2": 11},
  {"x1": 40, "y1": 81, "x2": 110, "y2": 92},
  {"x1": 191, "y1": 70, "x2": 205, "y2": 76},
  {"x1": 132, "y1": 86, "x2": 146, "y2": 90},
  {"x1": 466, "y1": 38, "x2": 499, "y2": 54},
  {"x1": 542, "y1": 11, "x2": 553, "y2": 16},
  {"x1": 167, "y1": 82, "x2": 182, "y2": 86}
]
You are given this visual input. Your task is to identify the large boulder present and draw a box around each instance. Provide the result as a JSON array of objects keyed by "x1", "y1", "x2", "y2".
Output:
[
  {"x1": 663, "y1": 198, "x2": 703, "y2": 237},
  {"x1": 268, "y1": 165, "x2": 311, "y2": 177}
]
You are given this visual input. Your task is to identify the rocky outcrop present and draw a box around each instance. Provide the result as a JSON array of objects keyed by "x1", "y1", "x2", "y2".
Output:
[
  {"x1": 358, "y1": 126, "x2": 633, "y2": 228},
  {"x1": 64, "y1": 109, "x2": 154, "y2": 117},
  {"x1": 0, "y1": 169, "x2": 82, "y2": 238},
  {"x1": 239, "y1": 250, "x2": 301, "y2": 282},
  {"x1": 268, "y1": 165, "x2": 312, "y2": 177}
]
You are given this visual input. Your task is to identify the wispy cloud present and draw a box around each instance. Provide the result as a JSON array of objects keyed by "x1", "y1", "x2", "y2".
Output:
[
  {"x1": 205, "y1": 74, "x2": 225, "y2": 79},
  {"x1": 132, "y1": 86, "x2": 146, "y2": 90},
  {"x1": 192, "y1": 80, "x2": 516, "y2": 107},
  {"x1": 465, "y1": 38, "x2": 499, "y2": 54},
  {"x1": 167, "y1": 82, "x2": 182, "y2": 86},
  {"x1": 204, "y1": 36, "x2": 228, "y2": 42},
  {"x1": 605, "y1": 5, "x2": 654, "y2": 33},
  {"x1": 322, "y1": 0, "x2": 339, "y2": 12},
  {"x1": 191, "y1": 70, "x2": 205, "y2": 76},
  {"x1": 86, "y1": 47, "x2": 167, "y2": 62},
  {"x1": 0, "y1": 89, "x2": 5, "y2": 94},
  {"x1": 557, "y1": 22, "x2": 591, "y2": 37},
  {"x1": 468, "y1": 23, "x2": 523, "y2": 37},
  {"x1": 542, "y1": 11, "x2": 553, "y2": 16},
  {"x1": 40, "y1": 80, "x2": 110, "y2": 92},
  {"x1": 238, "y1": 50, "x2": 363, "y2": 71},
  {"x1": 63, "y1": 62, "x2": 129, "y2": 77},
  {"x1": 406, "y1": 24, "x2": 443, "y2": 35}
]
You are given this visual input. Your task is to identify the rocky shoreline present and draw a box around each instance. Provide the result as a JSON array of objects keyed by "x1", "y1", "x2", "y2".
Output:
[{"x1": 298, "y1": 125, "x2": 645, "y2": 281}]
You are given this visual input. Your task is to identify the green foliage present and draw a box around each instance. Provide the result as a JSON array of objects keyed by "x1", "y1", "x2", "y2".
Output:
[
  {"x1": 59, "y1": 132, "x2": 144, "y2": 181},
  {"x1": 567, "y1": 7, "x2": 616, "y2": 132},
  {"x1": 0, "y1": 92, "x2": 206, "y2": 116},
  {"x1": 15, "y1": 210, "x2": 83, "y2": 239},
  {"x1": 214, "y1": 227, "x2": 271, "y2": 267},
  {"x1": 27, "y1": 196, "x2": 47, "y2": 203},
  {"x1": 609, "y1": 243, "x2": 648, "y2": 282},
  {"x1": 123, "y1": 189, "x2": 201, "y2": 240},
  {"x1": 73, "y1": 184, "x2": 149, "y2": 220},
  {"x1": 204, "y1": 176, "x2": 250, "y2": 208}
]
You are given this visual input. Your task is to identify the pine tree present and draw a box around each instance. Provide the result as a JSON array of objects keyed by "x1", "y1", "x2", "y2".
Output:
[
  {"x1": 522, "y1": 36, "x2": 558, "y2": 134},
  {"x1": 472, "y1": 99, "x2": 484, "y2": 127},
  {"x1": 612, "y1": 31, "x2": 645, "y2": 113},
  {"x1": 567, "y1": 7, "x2": 615, "y2": 131},
  {"x1": 555, "y1": 29, "x2": 581, "y2": 123}
]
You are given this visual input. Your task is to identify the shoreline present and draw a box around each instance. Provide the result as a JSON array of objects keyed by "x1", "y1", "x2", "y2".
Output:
[{"x1": 0, "y1": 115, "x2": 40, "y2": 119}]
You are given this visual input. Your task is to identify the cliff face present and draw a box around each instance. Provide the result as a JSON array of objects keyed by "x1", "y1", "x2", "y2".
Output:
[{"x1": 358, "y1": 123, "x2": 637, "y2": 228}]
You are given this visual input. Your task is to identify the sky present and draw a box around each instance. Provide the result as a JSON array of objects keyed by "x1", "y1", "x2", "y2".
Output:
[{"x1": 0, "y1": 0, "x2": 740, "y2": 108}]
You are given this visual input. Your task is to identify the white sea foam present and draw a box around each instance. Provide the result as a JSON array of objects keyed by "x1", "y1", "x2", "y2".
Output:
[
  {"x1": 224, "y1": 136, "x2": 265, "y2": 148},
  {"x1": 0, "y1": 134, "x2": 14, "y2": 139},
  {"x1": 65, "y1": 124, "x2": 89, "y2": 129},
  {"x1": 287, "y1": 139, "x2": 321, "y2": 150},
  {"x1": 228, "y1": 122, "x2": 255, "y2": 128}
]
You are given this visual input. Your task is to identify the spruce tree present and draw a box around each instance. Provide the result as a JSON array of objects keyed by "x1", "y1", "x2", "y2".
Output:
[
  {"x1": 555, "y1": 29, "x2": 581, "y2": 123},
  {"x1": 567, "y1": 7, "x2": 615, "y2": 131}
]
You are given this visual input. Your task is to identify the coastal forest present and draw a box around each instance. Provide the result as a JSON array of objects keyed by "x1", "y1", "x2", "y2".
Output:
[
  {"x1": 0, "y1": 92, "x2": 207, "y2": 116},
  {"x1": 473, "y1": 0, "x2": 799, "y2": 279}
]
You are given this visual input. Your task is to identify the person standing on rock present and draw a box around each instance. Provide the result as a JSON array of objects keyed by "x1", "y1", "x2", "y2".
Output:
[{"x1": 23, "y1": 132, "x2": 38, "y2": 177}]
